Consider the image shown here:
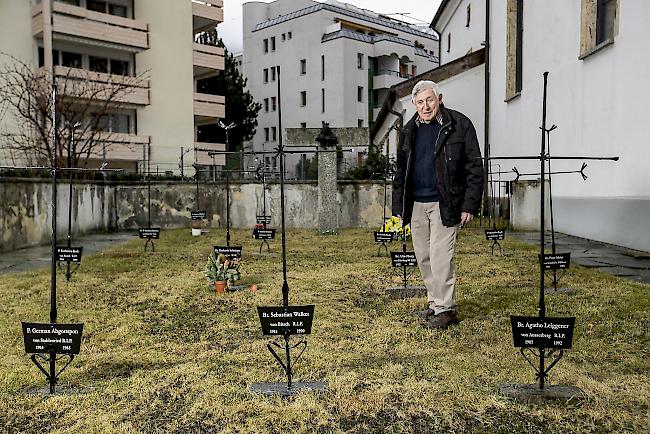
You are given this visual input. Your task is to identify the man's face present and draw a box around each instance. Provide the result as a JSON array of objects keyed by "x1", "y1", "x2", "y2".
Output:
[{"x1": 412, "y1": 88, "x2": 441, "y2": 122}]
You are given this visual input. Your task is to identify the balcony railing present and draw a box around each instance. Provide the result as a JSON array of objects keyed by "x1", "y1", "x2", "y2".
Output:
[
  {"x1": 193, "y1": 43, "x2": 225, "y2": 75},
  {"x1": 52, "y1": 66, "x2": 150, "y2": 106},
  {"x1": 194, "y1": 142, "x2": 226, "y2": 166},
  {"x1": 374, "y1": 69, "x2": 412, "y2": 79},
  {"x1": 32, "y1": 1, "x2": 149, "y2": 51},
  {"x1": 194, "y1": 93, "x2": 225, "y2": 120},
  {"x1": 192, "y1": 0, "x2": 224, "y2": 31},
  {"x1": 91, "y1": 132, "x2": 150, "y2": 162}
]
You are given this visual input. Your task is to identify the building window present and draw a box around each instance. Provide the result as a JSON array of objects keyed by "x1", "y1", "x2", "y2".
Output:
[
  {"x1": 447, "y1": 33, "x2": 451, "y2": 53},
  {"x1": 321, "y1": 88, "x2": 325, "y2": 113},
  {"x1": 300, "y1": 91, "x2": 306, "y2": 107},
  {"x1": 300, "y1": 59, "x2": 306, "y2": 75},
  {"x1": 271, "y1": 96, "x2": 277, "y2": 111},
  {"x1": 110, "y1": 59, "x2": 129, "y2": 76},
  {"x1": 282, "y1": 33, "x2": 286, "y2": 41},
  {"x1": 288, "y1": 31, "x2": 292, "y2": 39},
  {"x1": 271, "y1": 127, "x2": 277, "y2": 141},
  {"x1": 271, "y1": 66, "x2": 276, "y2": 81},
  {"x1": 411, "y1": 65, "x2": 417, "y2": 77},
  {"x1": 89, "y1": 56, "x2": 108, "y2": 73},
  {"x1": 506, "y1": 0, "x2": 523, "y2": 99},
  {"x1": 264, "y1": 98, "x2": 269, "y2": 112},
  {"x1": 300, "y1": 122, "x2": 307, "y2": 129},
  {"x1": 466, "y1": 4, "x2": 471, "y2": 27},
  {"x1": 596, "y1": 0, "x2": 617, "y2": 44},
  {"x1": 109, "y1": 3, "x2": 127, "y2": 17},
  {"x1": 357, "y1": 86, "x2": 364, "y2": 102},
  {"x1": 358, "y1": 119, "x2": 364, "y2": 127},
  {"x1": 263, "y1": 39, "x2": 268, "y2": 53},
  {"x1": 580, "y1": 0, "x2": 619, "y2": 58},
  {"x1": 263, "y1": 68, "x2": 268, "y2": 83},
  {"x1": 264, "y1": 128, "x2": 269, "y2": 142},
  {"x1": 61, "y1": 51, "x2": 82, "y2": 68},
  {"x1": 271, "y1": 37, "x2": 276, "y2": 51},
  {"x1": 357, "y1": 53, "x2": 363, "y2": 69},
  {"x1": 321, "y1": 55, "x2": 325, "y2": 81},
  {"x1": 87, "y1": 1, "x2": 106, "y2": 12}
]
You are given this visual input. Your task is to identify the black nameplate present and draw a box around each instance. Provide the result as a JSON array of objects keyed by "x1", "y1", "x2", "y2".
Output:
[
  {"x1": 257, "y1": 305, "x2": 315, "y2": 336},
  {"x1": 253, "y1": 228, "x2": 276, "y2": 240},
  {"x1": 56, "y1": 246, "x2": 83, "y2": 263},
  {"x1": 256, "y1": 215, "x2": 272, "y2": 224},
  {"x1": 539, "y1": 253, "x2": 571, "y2": 270},
  {"x1": 139, "y1": 228, "x2": 160, "y2": 239},
  {"x1": 391, "y1": 251, "x2": 417, "y2": 267},
  {"x1": 485, "y1": 229, "x2": 506, "y2": 240},
  {"x1": 214, "y1": 246, "x2": 242, "y2": 258},
  {"x1": 374, "y1": 231, "x2": 394, "y2": 243},
  {"x1": 511, "y1": 316, "x2": 575, "y2": 349},
  {"x1": 191, "y1": 211, "x2": 207, "y2": 220},
  {"x1": 22, "y1": 322, "x2": 83, "y2": 354}
]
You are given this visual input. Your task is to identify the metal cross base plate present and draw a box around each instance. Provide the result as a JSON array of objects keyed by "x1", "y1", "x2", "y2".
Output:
[
  {"x1": 544, "y1": 287, "x2": 577, "y2": 294},
  {"x1": 250, "y1": 381, "x2": 327, "y2": 397},
  {"x1": 385, "y1": 285, "x2": 426, "y2": 299},
  {"x1": 498, "y1": 382, "x2": 585, "y2": 404}
]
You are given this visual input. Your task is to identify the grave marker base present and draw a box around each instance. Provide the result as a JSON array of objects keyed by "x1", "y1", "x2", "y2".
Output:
[
  {"x1": 250, "y1": 381, "x2": 327, "y2": 397},
  {"x1": 385, "y1": 285, "x2": 426, "y2": 299},
  {"x1": 498, "y1": 383, "x2": 584, "y2": 404}
]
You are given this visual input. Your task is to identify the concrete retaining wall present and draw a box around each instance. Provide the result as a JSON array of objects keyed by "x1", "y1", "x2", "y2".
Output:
[{"x1": 0, "y1": 178, "x2": 393, "y2": 252}]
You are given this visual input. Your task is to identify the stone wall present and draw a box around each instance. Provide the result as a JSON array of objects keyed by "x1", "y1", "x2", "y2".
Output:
[{"x1": 0, "y1": 178, "x2": 393, "y2": 252}]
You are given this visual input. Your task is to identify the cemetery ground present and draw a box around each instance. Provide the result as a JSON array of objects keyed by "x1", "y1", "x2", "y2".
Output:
[{"x1": 0, "y1": 228, "x2": 647, "y2": 433}]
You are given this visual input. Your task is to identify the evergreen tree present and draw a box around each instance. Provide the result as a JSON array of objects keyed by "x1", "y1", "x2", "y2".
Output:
[{"x1": 195, "y1": 29, "x2": 261, "y2": 167}]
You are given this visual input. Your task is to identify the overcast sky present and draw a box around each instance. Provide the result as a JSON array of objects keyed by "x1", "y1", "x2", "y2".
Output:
[{"x1": 218, "y1": 0, "x2": 443, "y2": 54}]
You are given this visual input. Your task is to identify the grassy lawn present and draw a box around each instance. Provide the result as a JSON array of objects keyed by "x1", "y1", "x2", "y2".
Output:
[{"x1": 0, "y1": 228, "x2": 647, "y2": 433}]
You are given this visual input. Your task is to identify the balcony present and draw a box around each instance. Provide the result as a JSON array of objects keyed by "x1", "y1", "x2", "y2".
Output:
[
  {"x1": 52, "y1": 66, "x2": 150, "y2": 107},
  {"x1": 192, "y1": 0, "x2": 224, "y2": 32},
  {"x1": 193, "y1": 43, "x2": 225, "y2": 76},
  {"x1": 32, "y1": 1, "x2": 149, "y2": 51},
  {"x1": 194, "y1": 93, "x2": 225, "y2": 123},
  {"x1": 372, "y1": 70, "x2": 409, "y2": 90},
  {"x1": 194, "y1": 142, "x2": 226, "y2": 166},
  {"x1": 91, "y1": 132, "x2": 150, "y2": 162}
]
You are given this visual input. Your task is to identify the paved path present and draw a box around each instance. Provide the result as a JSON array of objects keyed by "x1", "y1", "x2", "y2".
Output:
[
  {"x1": 0, "y1": 232, "x2": 136, "y2": 275},
  {"x1": 511, "y1": 231, "x2": 650, "y2": 284}
]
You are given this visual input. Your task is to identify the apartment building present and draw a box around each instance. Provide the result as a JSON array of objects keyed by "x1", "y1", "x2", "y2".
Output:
[
  {"x1": 0, "y1": 0, "x2": 225, "y2": 173},
  {"x1": 241, "y1": 0, "x2": 438, "y2": 178}
]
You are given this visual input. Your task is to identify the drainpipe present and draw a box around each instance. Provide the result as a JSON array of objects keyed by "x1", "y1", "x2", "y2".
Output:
[{"x1": 483, "y1": 0, "x2": 491, "y2": 217}]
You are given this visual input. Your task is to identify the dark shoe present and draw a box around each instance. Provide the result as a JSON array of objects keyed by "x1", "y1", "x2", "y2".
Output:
[
  {"x1": 413, "y1": 307, "x2": 435, "y2": 320},
  {"x1": 423, "y1": 310, "x2": 459, "y2": 329}
]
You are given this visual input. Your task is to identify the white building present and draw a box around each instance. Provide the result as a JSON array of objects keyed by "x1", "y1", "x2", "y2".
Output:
[
  {"x1": 0, "y1": 0, "x2": 226, "y2": 173},
  {"x1": 241, "y1": 0, "x2": 438, "y2": 178},
  {"x1": 372, "y1": 0, "x2": 650, "y2": 252}
]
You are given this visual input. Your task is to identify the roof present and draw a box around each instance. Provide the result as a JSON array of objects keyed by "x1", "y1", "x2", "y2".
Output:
[
  {"x1": 321, "y1": 29, "x2": 437, "y2": 62},
  {"x1": 370, "y1": 48, "x2": 485, "y2": 141},
  {"x1": 430, "y1": 0, "x2": 452, "y2": 30},
  {"x1": 252, "y1": 2, "x2": 438, "y2": 41}
]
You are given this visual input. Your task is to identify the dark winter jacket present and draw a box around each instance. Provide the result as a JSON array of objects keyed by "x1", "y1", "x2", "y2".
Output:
[{"x1": 392, "y1": 105, "x2": 484, "y2": 227}]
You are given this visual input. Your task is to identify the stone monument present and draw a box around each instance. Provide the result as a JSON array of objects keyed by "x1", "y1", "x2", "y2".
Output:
[{"x1": 315, "y1": 122, "x2": 338, "y2": 234}]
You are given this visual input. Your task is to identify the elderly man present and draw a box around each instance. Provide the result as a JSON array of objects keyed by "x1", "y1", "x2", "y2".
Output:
[{"x1": 392, "y1": 80, "x2": 484, "y2": 329}]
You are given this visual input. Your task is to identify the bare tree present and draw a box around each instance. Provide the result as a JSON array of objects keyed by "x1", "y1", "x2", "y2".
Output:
[{"x1": 0, "y1": 52, "x2": 148, "y2": 169}]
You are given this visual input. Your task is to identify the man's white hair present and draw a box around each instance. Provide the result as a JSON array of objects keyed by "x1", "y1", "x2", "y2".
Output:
[{"x1": 411, "y1": 80, "x2": 441, "y2": 100}]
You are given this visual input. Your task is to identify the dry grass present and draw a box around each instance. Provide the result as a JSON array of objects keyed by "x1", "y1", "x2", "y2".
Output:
[{"x1": 0, "y1": 228, "x2": 647, "y2": 433}]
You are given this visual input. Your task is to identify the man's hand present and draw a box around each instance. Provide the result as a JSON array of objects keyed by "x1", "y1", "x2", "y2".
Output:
[{"x1": 460, "y1": 212, "x2": 473, "y2": 227}]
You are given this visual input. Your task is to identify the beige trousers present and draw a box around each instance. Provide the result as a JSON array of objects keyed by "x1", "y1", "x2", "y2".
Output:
[{"x1": 410, "y1": 201, "x2": 459, "y2": 314}]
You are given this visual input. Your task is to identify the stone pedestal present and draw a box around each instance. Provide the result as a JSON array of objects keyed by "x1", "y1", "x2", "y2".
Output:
[{"x1": 316, "y1": 123, "x2": 338, "y2": 234}]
